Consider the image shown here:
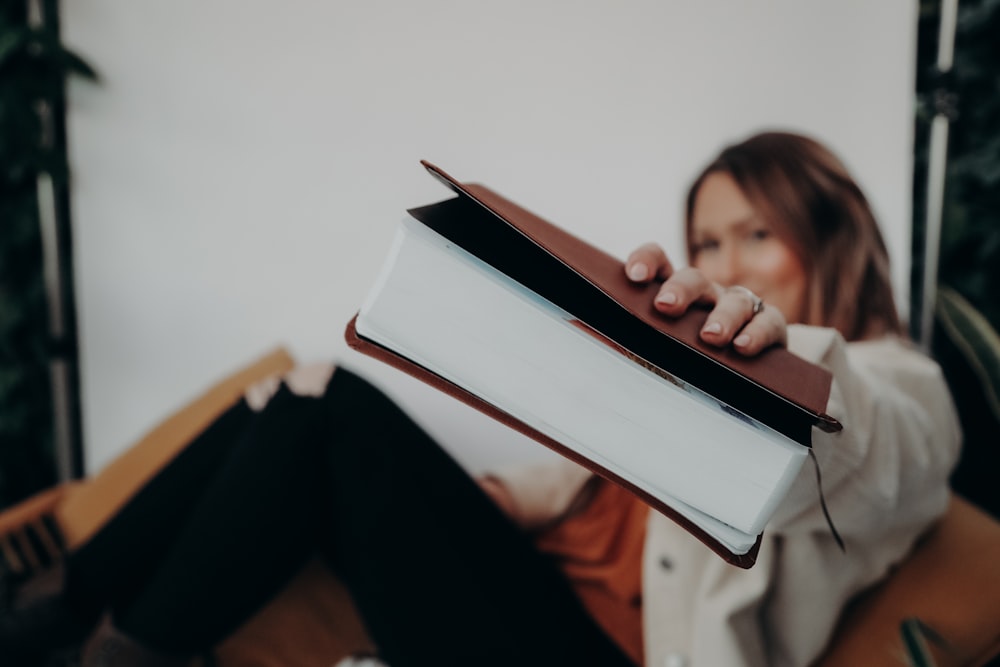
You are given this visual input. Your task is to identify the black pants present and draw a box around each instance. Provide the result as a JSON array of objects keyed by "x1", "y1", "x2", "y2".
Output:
[{"x1": 66, "y1": 368, "x2": 635, "y2": 666}]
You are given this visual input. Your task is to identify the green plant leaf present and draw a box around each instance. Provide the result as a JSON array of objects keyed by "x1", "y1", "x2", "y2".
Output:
[
  {"x1": 900, "y1": 618, "x2": 940, "y2": 667},
  {"x1": 59, "y1": 48, "x2": 98, "y2": 80},
  {"x1": 936, "y1": 286, "x2": 1000, "y2": 423},
  {"x1": 0, "y1": 26, "x2": 33, "y2": 65},
  {"x1": 0, "y1": 26, "x2": 97, "y2": 80}
]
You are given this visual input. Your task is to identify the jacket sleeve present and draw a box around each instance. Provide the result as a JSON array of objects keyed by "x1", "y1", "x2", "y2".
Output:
[{"x1": 769, "y1": 326, "x2": 962, "y2": 545}]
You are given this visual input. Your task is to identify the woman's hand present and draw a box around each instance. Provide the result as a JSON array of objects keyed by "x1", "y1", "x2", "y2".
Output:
[{"x1": 625, "y1": 243, "x2": 788, "y2": 355}]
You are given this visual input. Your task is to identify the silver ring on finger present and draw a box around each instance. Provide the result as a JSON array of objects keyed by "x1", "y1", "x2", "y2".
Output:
[{"x1": 726, "y1": 285, "x2": 765, "y2": 316}]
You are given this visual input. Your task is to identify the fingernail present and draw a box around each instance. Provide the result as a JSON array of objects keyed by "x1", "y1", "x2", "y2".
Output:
[
  {"x1": 628, "y1": 263, "x2": 649, "y2": 281},
  {"x1": 703, "y1": 321, "x2": 722, "y2": 335},
  {"x1": 734, "y1": 334, "x2": 751, "y2": 347},
  {"x1": 655, "y1": 290, "x2": 677, "y2": 305}
]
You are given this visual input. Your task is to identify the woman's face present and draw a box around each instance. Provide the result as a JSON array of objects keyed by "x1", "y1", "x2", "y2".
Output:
[{"x1": 688, "y1": 171, "x2": 809, "y2": 324}]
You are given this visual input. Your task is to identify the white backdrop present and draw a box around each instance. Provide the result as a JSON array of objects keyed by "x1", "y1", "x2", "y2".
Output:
[{"x1": 63, "y1": 1, "x2": 918, "y2": 474}]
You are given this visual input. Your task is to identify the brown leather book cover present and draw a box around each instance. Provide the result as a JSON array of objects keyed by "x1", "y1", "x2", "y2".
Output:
[
  {"x1": 414, "y1": 161, "x2": 839, "y2": 443},
  {"x1": 344, "y1": 161, "x2": 843, "y2": 568}
]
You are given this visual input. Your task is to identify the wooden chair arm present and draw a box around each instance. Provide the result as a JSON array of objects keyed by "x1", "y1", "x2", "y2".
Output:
[{"x1": 815, "y1": 495, "x2": 1000, "y2": 667}]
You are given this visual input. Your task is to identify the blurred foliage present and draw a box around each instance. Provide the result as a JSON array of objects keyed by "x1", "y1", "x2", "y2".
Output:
[
  {"x1": 936, "y1": 287, "x2": 1000, "y2": 423},
  {"x1": 0, "y1": 2, "x2": 94, "y2": 509},
  {"x1": 913, "y1": 0, "x2": 1000, "y2": 518}
]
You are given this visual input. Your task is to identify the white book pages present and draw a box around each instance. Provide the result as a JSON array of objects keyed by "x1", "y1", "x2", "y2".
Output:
[{"x1": 357, "y1": 218, "x2": 809, "y2": 551}]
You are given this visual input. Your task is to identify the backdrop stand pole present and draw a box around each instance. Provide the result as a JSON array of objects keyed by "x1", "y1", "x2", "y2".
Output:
[
  {"x1": 31, "y1": 0, "x2": 86, "y2": 481},
  {"x1": 918, "y1": 0, "x2": 960, "y2": 352}
]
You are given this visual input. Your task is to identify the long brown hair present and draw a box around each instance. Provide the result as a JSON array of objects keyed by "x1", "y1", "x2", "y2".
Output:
[{"x1": 685, "y1": 131, "x2": 903, "y2": 342}]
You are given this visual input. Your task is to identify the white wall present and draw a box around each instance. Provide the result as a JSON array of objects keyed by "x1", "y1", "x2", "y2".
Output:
[{"x1": 62, "y1": 1, "x2": 918, "y2": 474}]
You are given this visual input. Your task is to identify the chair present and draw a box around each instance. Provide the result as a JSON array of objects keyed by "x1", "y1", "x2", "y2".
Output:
[{"x1": 1, "y1": 347, "x2": 998, "y2": 667}]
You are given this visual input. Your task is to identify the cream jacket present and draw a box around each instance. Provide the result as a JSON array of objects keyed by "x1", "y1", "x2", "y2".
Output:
[{"x1": 488, "y1": 326, "x2": 962, "y2": 667}]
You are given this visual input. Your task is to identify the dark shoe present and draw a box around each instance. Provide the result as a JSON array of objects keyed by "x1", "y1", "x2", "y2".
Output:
[
  {"x1": 0, "y1": 591, "x2": 97, "y2": 665},
  {"x1": 80, "y1": 615, "x2": 193, "y2": 667}
]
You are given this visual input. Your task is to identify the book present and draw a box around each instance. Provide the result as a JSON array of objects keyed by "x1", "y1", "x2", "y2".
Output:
[{"x1": 345, "y1": 161, "x2": 841, "y2": 568}]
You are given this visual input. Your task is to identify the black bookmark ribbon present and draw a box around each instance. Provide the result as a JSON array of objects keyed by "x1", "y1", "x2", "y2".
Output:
[{"x1": 809, "y1": 449, "x2": 845, "y2": 553}]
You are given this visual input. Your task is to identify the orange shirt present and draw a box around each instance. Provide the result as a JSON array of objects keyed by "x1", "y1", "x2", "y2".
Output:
[{"x1": 534, "y1": 478, "x2": 649, "y2": 666}]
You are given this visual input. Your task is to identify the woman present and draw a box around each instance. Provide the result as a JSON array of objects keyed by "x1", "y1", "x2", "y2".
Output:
[
  {"x1": 1, "y1": 131, "x2": 960, "y2": 667},
  {"x1": 488, "y1": 131, "x2": 961, "y2": 666}
]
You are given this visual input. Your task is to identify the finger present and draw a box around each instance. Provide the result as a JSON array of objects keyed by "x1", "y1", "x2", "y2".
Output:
[
  {"x1": 625, "y1": 243, "x2": 673, "y2": 283},
  {"x1": 654, "y1": 266, "x2": 720, "y2": 315},
  {"x1": 699, "y1": 288, "x2": 764, "y2": 346},
  {"x1": 731, "y1": 306, "x2": 788, "y2": 356}
]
